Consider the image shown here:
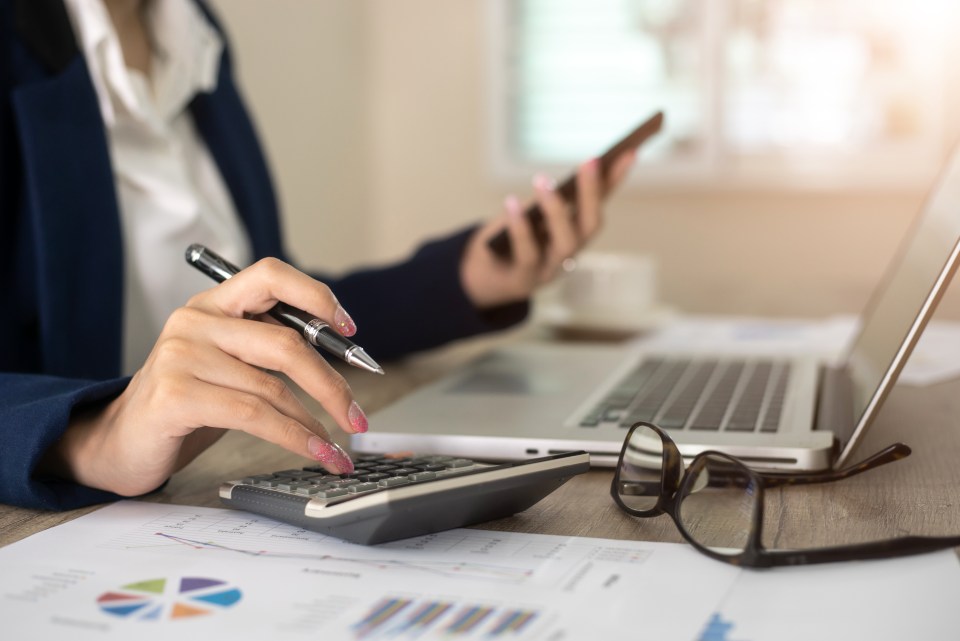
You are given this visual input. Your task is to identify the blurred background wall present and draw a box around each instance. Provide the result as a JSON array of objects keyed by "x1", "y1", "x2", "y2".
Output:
[{"x1": 207, "y1": 0, "x2": 960, "y2": 320}]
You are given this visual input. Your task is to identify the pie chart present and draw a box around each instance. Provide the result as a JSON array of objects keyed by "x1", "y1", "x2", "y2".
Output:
[{"x1": 96, "y1": 577, "x2": 242, "y2": 621}]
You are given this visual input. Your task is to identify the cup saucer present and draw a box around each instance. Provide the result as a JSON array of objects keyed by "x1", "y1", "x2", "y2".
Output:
[{"x1": 536, "y1": 302, "x2": 676, "y2": 335}]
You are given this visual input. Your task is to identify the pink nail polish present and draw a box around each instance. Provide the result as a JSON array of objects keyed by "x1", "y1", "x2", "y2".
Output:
[
  {"x1": 307, "y1": 437, "x2": 355, "y2": 474},
  {"x1": 348, "y1": 401, "x2": 368, "y2": 433},
  {"x1": 334, "y1": 305, "x2": 357, "y2": 337},
  {"x1": 504, "y1": 195, "x2": 522, "y2": 219},
  {"x1": 533, "y1": 173, "x2": 556, "y2": 192}
]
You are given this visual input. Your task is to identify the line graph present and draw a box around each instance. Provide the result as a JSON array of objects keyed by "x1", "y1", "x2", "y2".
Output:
[
  {"x1": 151, "y1": 531, "x2": 534, "y2": 582},
  {"x1": 99, "y1": 512, "x2": 538, "y2": 583}
]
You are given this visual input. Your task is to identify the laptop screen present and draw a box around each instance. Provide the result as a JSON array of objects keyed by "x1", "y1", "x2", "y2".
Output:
[{"x1": 841, "y1": 146, "x2": 960, "y2": 463}]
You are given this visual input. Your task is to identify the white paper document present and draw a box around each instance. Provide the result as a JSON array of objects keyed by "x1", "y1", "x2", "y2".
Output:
[
  {"x1": 0, "y1": 501, "x2": 737, "y2": 641},
  {"x1": 1, "y1": 501, "x2": 958, "y2": 641},
  {"x1": 637, "y1": 315, "x2": 960, "y2": 386}
]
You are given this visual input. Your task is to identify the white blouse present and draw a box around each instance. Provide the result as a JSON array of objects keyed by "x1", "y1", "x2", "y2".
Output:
[{"x1": 63, "y1": 0, "x2": 253, "y2": 375}]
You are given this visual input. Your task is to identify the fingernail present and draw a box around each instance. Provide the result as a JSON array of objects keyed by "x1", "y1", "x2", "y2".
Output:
[
  {"x1": 585, "y1": 157, "x2": 600, "y2": 173},
  {"x1": 334, "y1": 305, "x2": 356, "y2": 337},
  {"x1": 307, "y1": 437, "x2": 355, "y2": 474},
  {"x1": 504, "y1": 195, "x2": 522, "y2": 219},
  {"x1": 348, "y1": 401, "x2": 368, "y2": 433},
  {"x1": 533, "y1": 173, "x2": 555, "y2": 193}
]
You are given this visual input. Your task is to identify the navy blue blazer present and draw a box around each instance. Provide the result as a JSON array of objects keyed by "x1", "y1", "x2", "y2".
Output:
[{"x1": 0, "y1": 0, "x2": 527, "y2": 510}]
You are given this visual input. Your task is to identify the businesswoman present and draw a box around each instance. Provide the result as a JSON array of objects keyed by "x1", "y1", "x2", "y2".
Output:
[{"x1": 0, "y1": 0, "x2": 636, "y2": 510}]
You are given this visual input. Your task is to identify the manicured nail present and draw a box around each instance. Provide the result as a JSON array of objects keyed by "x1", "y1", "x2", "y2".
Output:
[
  {"x1": 504, "y1": 195, "x2": 522, "y2": 219},
  {"x1": 334, "y1": 305, "x2": 356, "y2": 337},
  {"x1": 585, "y1": 157, "x2": 600, "y2": 173},
  {"x1": 533, "y1": 173, "x2": 556, "y2": 193},
  {"x1": 307, "y1": 437, "x2": 355, "y2": 474},
  {"x1": 348, "y1": 401, "x2": 368, "y2": 433}
]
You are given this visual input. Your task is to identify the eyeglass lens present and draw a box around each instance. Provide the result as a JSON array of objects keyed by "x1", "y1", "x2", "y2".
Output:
[
  {"x1": 617, "y1": 424, "x2": 665, "y2": 512},
  {"x1": 619, "y1": 425, "x2": 759, "y2": 556},
  {"x1": 679, "y1": 454, "x2": 757, "y2": 556}
]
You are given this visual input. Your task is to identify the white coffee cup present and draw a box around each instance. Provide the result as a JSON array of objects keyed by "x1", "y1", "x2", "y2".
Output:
[{"x1": 540, "y1": 251, "x2": 665, "y2": 333}]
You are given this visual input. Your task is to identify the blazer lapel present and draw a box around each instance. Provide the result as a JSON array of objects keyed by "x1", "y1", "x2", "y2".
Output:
[{"x1": 13, "y1": 0, "x2": 124, "y2": 379}]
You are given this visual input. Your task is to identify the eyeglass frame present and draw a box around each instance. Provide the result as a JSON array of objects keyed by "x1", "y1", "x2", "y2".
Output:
[{"x1": 610, "y1": 421, "x2": 960, "y2": 568}]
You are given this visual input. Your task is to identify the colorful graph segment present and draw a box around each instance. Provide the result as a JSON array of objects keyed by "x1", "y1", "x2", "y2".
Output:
[
  {"x1": 698, "y1": 613, "x2": 748, "y2": 641},
  {"x1": 353, "y1": 597, "x2": 539, "y2": 639},
  {"x1": 96, "y1": 576, "x2": 242, "y2": 622}
]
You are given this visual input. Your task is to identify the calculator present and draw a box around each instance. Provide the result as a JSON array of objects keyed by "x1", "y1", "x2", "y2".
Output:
[{"x1": 219, "y1": 451, "x2": 590, "y2": 545}]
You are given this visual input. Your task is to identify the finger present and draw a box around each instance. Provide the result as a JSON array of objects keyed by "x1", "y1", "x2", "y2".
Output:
[
  {"x1": 534, "y1": 173, "x2": 578, "y2": 267},
  {"x1": 503, "y1": 194, "x2": 540, "y2": 270},
  {"x1": 178, "y1": 340, "x2": 336, "y2": 442},
  {"x1": 605, "y1": 148, "x2": 638, "y2": 193},
  {"x1": 190, "y1": 257, "x2": 357, "y2": 337},
  {"x1": 172, "y1": 378, "x2": 355, "y2": 474},
  {"x1": 161, "y1": 308, "x2": 368, "y2": 435},
  {"x1": 576, "y1": 157, "x2": 603, "y2": 239}
]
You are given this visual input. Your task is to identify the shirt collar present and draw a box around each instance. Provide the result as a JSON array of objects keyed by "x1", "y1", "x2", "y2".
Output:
[{"x1": 62, "y1": 0, "x2": 223, "y2": 128}]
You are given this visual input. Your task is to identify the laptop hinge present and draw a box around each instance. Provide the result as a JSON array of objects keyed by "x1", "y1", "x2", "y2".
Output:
[{"x1": 814, "y1": 364, "x2": 855, "y2": 456}]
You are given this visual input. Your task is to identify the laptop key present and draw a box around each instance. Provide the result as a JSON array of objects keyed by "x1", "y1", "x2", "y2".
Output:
[
  {"x1": 725, "y1": 362, "x2": 773, "y2": 432},
  {"x1": 759, "y1": 364, "x2": 789, "y2": 433},
  {"x1": 656, "y1": 361, "x2": 718, "y2": 430},
  {"x1": 687, "y1": 362, "x2": 743, "y2": 430}
]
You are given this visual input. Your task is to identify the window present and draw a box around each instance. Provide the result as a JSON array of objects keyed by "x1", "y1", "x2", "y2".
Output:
[{"x1": 491, "y1": 0, "x2": 957, "y2": 189}]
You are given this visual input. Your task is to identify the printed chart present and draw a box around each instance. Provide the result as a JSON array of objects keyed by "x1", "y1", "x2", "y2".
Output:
[
  {"x1": 353, "y1": 597, "x2": 540, "y2": 639},
  {"x1": 96, "y1": 577, "x2": 242, "y2": 622}
]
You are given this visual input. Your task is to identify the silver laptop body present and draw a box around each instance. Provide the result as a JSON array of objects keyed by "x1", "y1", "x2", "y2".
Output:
[{"x1": 353, "y1": 146, "x2": 960, "y2": 472}]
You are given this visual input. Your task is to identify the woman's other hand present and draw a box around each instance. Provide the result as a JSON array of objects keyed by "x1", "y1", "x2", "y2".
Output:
[{"x1": 460, "y1": 149, "x2": 637, "y2": 309}]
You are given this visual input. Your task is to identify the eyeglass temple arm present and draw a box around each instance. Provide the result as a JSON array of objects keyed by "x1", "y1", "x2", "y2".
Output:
[
  {"x1": 758, "y1": 443, "x2": 911, "y2": 489},
  {"x1": 760, "y1": 534, "x2": 960, "y2": 567}
]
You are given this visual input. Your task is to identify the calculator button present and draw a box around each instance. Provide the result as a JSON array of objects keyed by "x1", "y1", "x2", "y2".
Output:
[
  {"x1": 276, "y1": 470, "x2": 314, "y2": 478},
  {"x1": 347, "y1": 482, "x2": 380, "y2": 493},
  {"x1": 295, "y1": 486, "x2": 321, "y2": 495},
  {"x1": 256, "y1": 479, "x2": 281, "y2": 487},
  {"x1": 330, "y1": 479, "x2": 360, "y2": 488},
  {"x1": 315, "y1": 488, "x2": 349, "y2": 498},
  {"x1": 369, "y1": 464, "x2": 398, "y2": 472},
  {"x1": 417, "y1": 463, "x2": 448, "y2": 472},
  {"x1": 358, "y1": 473, "x2": 390, "y2": 482},
  {"x1": 378, "y1": 477, "x2": 411, "y2": 488},
  {"x1": 408, "y1": 472, "x2": 437, "y2": 482},
  {"x1": 446, "y1": 459, "x2": 474, "y2": 468},
  {"x1": 389, "y1": 468, "x2": 419, "y2": 476}
]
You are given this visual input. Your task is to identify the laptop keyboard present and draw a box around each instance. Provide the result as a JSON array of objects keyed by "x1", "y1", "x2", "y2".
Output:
[{"x1": 579, "y1": 357, "x2": 790, "y2": 433}]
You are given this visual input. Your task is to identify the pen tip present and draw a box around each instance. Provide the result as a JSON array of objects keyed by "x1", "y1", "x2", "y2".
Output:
[{"x1": 375, "y1": 367, "x2": 385, "y2": 375}]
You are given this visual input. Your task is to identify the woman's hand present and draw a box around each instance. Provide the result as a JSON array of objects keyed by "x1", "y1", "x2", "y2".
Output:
[
  {"x1": 42, "y1": 258, "x2": 366, "y2": 497},
  {"x1": 460, "y1": 150, "x2": 638, "y2": 309}
]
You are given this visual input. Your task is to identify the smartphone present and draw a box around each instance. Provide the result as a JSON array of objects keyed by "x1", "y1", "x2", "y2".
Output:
[{"x1": 487, "y1": 110, "x2": 664, "y2": 261}]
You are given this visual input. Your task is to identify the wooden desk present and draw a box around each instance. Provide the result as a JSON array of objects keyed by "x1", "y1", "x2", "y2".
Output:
[{"x1": 3, "y1": 332, "x2": 960, "y2": 554}]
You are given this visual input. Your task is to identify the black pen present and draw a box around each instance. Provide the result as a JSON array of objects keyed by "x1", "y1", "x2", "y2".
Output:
[{"x1": 185, "y1": 244, "x2": 384, "y2": 375}]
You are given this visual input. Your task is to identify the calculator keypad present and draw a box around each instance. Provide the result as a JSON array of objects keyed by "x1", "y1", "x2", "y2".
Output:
[{"x1": 233, "y1": 455, "x2": 491, "y2": 504}]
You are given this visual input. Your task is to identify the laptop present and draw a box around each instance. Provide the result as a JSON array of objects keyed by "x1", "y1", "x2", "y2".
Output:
[{"x1": 353, "y1": 145, "x2": 960, "y2": 472}]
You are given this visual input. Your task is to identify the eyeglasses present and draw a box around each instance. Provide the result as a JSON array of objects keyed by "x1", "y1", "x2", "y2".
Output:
[{"x1": 611, "y1": 421, "x2": 960, "y2": 568}]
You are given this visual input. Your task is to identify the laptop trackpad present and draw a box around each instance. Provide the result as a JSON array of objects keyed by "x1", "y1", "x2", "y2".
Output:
[{"x1": 446, "y1": 369, "x2": 562, "y2": 395}]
